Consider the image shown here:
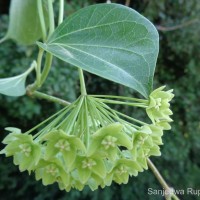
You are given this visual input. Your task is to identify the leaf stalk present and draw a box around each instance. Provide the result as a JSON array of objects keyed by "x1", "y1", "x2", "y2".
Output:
[
  {"x1": 58, "y1": 0, "x2": 64, "y2": 25},
  {"x1": 37, "y1": 0, "x2": 47, "y2": 41}
]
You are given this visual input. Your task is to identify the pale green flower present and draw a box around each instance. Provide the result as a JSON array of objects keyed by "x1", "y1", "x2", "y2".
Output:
[
  {"x1": 75, "y1": 155, "x2": 107, "y2": 184},
  {"x1": 0, "y1": 132, "x2": 41, "y2": 172},
  {"x1": 146, "y1": 86, "x2": 174, "y2": 124},
  {"x1": 42, "y1": 129, "x2": 86, "y2": 170},
  {"x1": 131, "y1": 124, "x2": 163, "y2": 165},
  {"x1": 35, "y1": 158, "x2": 69, "y2": 186},
  {"x1": 88, "y1": 123, "x2": 132, "y2": 160},
  {"x1": 105, "y1": 159, "x2": 143, "y2": 185}
]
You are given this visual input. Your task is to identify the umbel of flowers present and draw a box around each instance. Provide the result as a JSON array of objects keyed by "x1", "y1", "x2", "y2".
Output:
[{"x1": 0, "y1": 86, "x2": 174, "y2": 191}]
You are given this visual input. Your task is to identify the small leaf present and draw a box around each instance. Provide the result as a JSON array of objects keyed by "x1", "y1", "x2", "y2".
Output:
[
  {"x1": 38, "y1": 3, "x2": 159, "y2": 97},
  {"x1": 0, "y1": 62, "x2": 35, "y2": 97},
  {"x1": 6, "y1": 0, "x2": 49, "y2": 45}
]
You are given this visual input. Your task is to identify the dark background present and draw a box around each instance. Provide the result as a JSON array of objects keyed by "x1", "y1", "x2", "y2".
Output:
[{"x1": 0, "y1": 0, "x2": 200, "y2": 199}]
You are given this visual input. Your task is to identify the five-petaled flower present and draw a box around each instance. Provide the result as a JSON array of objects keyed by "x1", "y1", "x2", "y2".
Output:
[
  {"x1": 146, "y1": 86, "x2": 174, "y2": 126},
  {"x1": 0, "y1": 130, "x2": 41, "y2": 172},
  {"x1": 88, "y1": 123, "x2": 132, "y2": 160},
  {"x1": 42, "y1": 129, "x2": 86, "y2": 170}
]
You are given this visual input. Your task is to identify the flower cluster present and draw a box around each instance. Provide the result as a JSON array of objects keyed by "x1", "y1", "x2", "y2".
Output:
[
  {"x1": 0, "y1": 123, "x2": 164, "y2": 191},
  {"x1": 0, "y1": 86, "x2": 174, "y2": 191},
  {"x1": 146, "y1": 86, "x2": 174, "y2": 130}
]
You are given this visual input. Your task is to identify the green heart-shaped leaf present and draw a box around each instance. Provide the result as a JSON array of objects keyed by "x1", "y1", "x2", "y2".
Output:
[{"x1": 38, "y1": 3, "x2": 159, "y2": 97}]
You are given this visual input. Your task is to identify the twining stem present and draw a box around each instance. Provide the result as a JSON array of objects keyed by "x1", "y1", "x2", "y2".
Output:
[
  {"x1": 37, "y1": 0, "x2": 47, "y2": 41},
  {"x1": 147, "y1": 158, "x2": 180, "y2": 200},
  {"x1": 78, "y1": 68, "x2": 87, "y2": 95},
  {"x1": 37, "y1": 0, "x2": 55, "y2": 85},
  {"x1": 171, "y1": 193, "x2": 180, "y2": 200},
  {"x1": 36, "y1": 48, "x2": 44, "y2": 86},
  {"x1": 58, "y1": 0, "x2": 64, "y2": 25},
  {"x1": 29, "y1": 91, "x2": 70, "y2": 106},
  {"x1": 47, "y1": 0, "x2": 55, "y2": 37},
  {"x1": 147, "y1": 158, "x2": 169, "y2": 190},
  {"x1": 28, "y1": 0, "x2": 55, "y2": 92},
  {"x1": 40, "y1": 53, "x2": 53, "y2": 85}
]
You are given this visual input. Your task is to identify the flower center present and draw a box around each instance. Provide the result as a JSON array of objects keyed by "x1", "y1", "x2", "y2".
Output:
[
  {"x1": 101, "y1": 136, "x2": 117, "y2": 149},
  {"x1": 19, "y1": 143, "x2": 32, "y2": 157},
  {"x1": 138, "y1": 135, "x2": 148, "y2": 144},
  {"x1": 155, "y1": 98, "x2": 162, "y2": 110},
  {"x1": 46, "y1": 164, "x2": 59, "y2": 176},
  {"x1": 55, "y1": 139, "x2": 70, "y2": 151},
  {"x1": 82, "y1": 158, "x2": 96, "y2": 169},
  {"x1": 116, "y1": 165, "x2": 128, "y2": 175}
]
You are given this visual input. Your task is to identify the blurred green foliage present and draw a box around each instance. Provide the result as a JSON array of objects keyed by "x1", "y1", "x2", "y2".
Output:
[{"x1": 0, "y1": 0, "x2": 200, "y2": 199}]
